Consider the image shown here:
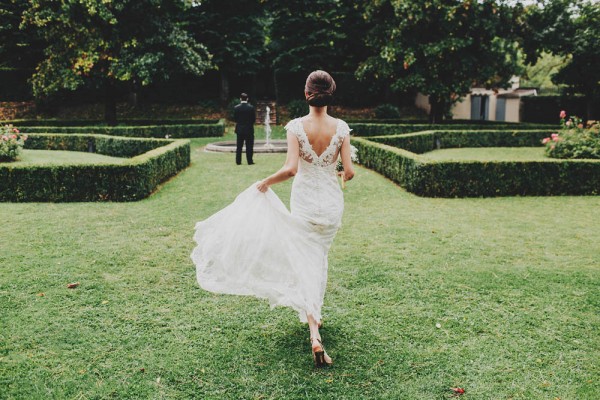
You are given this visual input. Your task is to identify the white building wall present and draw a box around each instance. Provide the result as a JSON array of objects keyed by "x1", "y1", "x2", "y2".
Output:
[
  {"x1": 451, "y1": 95, "x2": 471, "y2": 120},
  {"x1": 505, "y1": 98, "x2": 521, "y2": 122}
]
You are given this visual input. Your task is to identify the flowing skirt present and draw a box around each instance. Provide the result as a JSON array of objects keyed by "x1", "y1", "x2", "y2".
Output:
[{"x1": 191, "y1": 183, "x2": 339, "y2": 322}]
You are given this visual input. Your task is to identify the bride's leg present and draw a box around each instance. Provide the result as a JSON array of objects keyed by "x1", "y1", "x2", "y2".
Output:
[{"x1": 307, "y1": 313, "x2": 332, "y2": 365}]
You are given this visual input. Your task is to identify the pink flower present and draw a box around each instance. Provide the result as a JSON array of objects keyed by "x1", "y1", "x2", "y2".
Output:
[
  {"x1": 10, "y1": 134, "x2": 16, "y2": 139},
  {"x1": 560, "y1": 110, "x2": 566, "y2": 119},
  {"x1": 553, "y1": 136, "x2": 560, "y2": 142},
  {"x1": 551, "y1": 133, "x2": 559, "y2": 139},
  {"x1": 13, "y1": 128, "x2": 19, "y2": 133},
  {"x1": 577, "y1": 123, "x2": 583, "y2": 129},
  {"x1": 2, "y1": 136, "x2": 7, "y2": 141},
  {"x1": 551, "y1": 145, "x2": 555, "y2": 150},
  {"x1": 542, "y1": 137, "x2": 550, "y2": 144},
  {"x1": 566, "y1": 120, "x2": 572, "y2": 127}
]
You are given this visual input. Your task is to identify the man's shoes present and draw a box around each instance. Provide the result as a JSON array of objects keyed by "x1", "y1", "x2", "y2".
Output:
[{"x1": 248, "y1": 162, "x2": 255, "y2": 165}]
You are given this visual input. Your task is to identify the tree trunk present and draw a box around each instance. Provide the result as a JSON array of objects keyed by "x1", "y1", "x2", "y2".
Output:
[
  {"x1": 104, "y1": 80, "x2": 117, "y2": 125},
  {"x1": 220, "y1": 71, "x2": 229, "y2": 106},
  {"x1": 428, "y1": 96, "x2": 445, "y2": 124},
  {"x1": 586, "y1": 95, "x2": 594, "y2": 122}
]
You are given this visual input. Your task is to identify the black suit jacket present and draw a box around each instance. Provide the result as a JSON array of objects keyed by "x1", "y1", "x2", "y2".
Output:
[{"x1": 234, "y1": 102, "x2": 256, "y2": 136}]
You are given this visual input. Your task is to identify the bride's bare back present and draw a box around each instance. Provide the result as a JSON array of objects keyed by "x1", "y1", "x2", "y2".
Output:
[{"x1": 301, "y1": 116, "x2": 340, "y2": 157}]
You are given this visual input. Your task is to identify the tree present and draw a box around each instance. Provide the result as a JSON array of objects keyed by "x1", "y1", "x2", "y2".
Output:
[
  {"x1": 358, "y1": 0, "x2": 524, "y2": 123},
  {"x1": 520, "y1": 0, "x2": 599, "y2": 119},
  {"x1": 22, "y1": 0, "x2": 212, "y2": 124},
  {"x1": 268, "y1": 0, "x2": 370, "y2": 74},
  {"x1": 0, "y1": 0, "x2": 44, "y2": 70},
  {"x1": 186, "y1": 0, "x2": 267, "y2": 105},
  {"x1": 266, "y1": 0, "x2": 371, "y2": 102}
]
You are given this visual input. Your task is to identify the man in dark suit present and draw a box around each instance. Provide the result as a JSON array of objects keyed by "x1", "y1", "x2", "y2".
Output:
[{"x1": 233, "y1": 93, "x2": 256, "y2": 165}]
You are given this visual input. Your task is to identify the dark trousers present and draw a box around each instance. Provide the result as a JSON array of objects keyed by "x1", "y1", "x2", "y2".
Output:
[{"x1": 236, "y1": 134, "x2": 254, "y2": 164}]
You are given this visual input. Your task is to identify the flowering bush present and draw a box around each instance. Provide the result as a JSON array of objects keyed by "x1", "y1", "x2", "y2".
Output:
[
  {"x1": 542, "y1": 111, "x2": 600, "y2": 159},
  {"x1": 0, "y1": 124, "x2": 28, "y2": 162}
]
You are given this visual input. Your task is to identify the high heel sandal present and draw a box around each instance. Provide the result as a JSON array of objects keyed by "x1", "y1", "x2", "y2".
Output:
[{"x1": 310, "y1": 337, "x2": 333, "y2": 368}]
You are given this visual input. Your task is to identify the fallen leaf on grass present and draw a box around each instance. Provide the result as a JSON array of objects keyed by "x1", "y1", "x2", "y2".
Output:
[
  {"x1": 37, "y1": 293, "x2": 45, "y2": 297},
  {"x1": 450, "y1": 387, "x2": 465, "y2": 395},
  {"x1": 67, "y1": 282, "x2": 80, "y2": 289},
  {"x1": 101, "y1": 300, "x2": 109, "y2": 304}
]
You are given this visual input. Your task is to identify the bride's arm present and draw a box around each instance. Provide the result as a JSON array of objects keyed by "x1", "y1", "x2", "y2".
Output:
[
  {"x1": 256, "y1": 132, "x2": 300, "y2": 192},
  {"x1": 339, "y1": 134, "x2": 355, "y2": 182}
]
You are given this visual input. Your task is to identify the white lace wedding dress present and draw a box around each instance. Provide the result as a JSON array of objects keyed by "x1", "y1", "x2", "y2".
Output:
[{"x1": 191, "y1": 117, "x2": 351, "y2": 323}]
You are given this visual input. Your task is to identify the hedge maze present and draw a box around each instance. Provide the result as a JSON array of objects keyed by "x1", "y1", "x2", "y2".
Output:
[
  {"x1": 351, "y1": 127, "x2": 600, "y2": 197},
  {"x1": 0, "y1": 133, "x2": 191, "y2": 202}
]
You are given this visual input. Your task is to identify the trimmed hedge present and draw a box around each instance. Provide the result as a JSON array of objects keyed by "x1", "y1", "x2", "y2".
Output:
[
  {"x1": 370, "y1": 130, "x2": 553, "y2": 154},
  {"x1": 353, "y1": 132, "x2": 600, "y2": 197},
  {"x1": 7, "y1": 119, "x2": 225, "y2": 138},
  {"x1": 349, "y1": 122, "x2": 555, "y2": 137},
  {"x1": 5, "y1": 118, "x2": 219, "y2": 126},
  {"x1": 0, "y1": 134, "x2": 190, "y2": 202}
]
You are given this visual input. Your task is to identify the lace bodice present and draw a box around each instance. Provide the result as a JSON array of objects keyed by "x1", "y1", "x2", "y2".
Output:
[{"x1": 285, "y1": 117, "x2": 351, "y2": 167}]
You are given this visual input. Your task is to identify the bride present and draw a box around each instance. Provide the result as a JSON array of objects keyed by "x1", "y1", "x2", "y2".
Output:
[{"x1": 191, "y1": 70, "x2": 355, "y2": 367}]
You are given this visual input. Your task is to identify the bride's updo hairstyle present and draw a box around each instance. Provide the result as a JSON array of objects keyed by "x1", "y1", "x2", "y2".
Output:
[{"x1": 305, "y1": 70, "x2": 336, "y2": 107}]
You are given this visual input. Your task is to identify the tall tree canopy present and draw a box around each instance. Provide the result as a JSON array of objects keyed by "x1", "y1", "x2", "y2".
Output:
[
  {"x1": 268, "y1": 0, "x2": 370, "y2": 74},
  {"x1": 23, "y1": 0, "x2": 212, "y2": 123},
  {"x1": 186, "y1": 0, "x2": 267, "y2": 104},
  {"x1": 521, "y1": 0, "x2": 599, "y2": 119},
  {"x1": 357, "y1": 0, "x2": 523, "y2": 122},
  {"x1": 0, "y1": 0, "x2": 44, "y2": 69}
]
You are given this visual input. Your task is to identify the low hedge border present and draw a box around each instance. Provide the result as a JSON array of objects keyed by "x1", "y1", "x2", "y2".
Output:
[
  {"x1": 369, "y1": 129, "x2": 555, "y2": 154},
  {"x1": 349, "y1": 122, "x2": 555, "y2": 137},
  {"x1": 353, "y1": 131, "x2": 600, "y2": 197},
  {"x1": 8, "y1": 119, "x2": 225, "y2": 138},
  {"x1": 4, "y1": 118, "x2": 219, "y2": 126},
  {"x1": 0, "y1": 133, "x2": 191, "y2": 202}
]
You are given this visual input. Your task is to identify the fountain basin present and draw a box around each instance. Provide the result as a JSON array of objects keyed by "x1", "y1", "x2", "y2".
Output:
[{"x1": 205, "y1": 139, "x2": 287, "y2": 153}]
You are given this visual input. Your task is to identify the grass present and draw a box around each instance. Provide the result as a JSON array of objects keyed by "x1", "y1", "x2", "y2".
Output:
[
  {"x1": 423, "y1": 147, "x2": 548, "y2": 161},
  {"x1": 1, "y1": 129, "x2": 599, "y2": 399},
  {"x1": 1, "y1": 149, "x2": 127, "y2": 165}
]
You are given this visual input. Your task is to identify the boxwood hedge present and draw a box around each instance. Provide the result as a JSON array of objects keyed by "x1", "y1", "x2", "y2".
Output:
[
  {"x1": 349, "y1": 122, "x2": 555, "y2": 137},
  {"x1": 10, "y1": 119, "x2": 225, "y2": 138},
  {"x1": 353, "y1": 130, "x2": 600, "y2": 197},
  {"x1": 0, "y1": 134, "x2": 190, "y2": 202}
]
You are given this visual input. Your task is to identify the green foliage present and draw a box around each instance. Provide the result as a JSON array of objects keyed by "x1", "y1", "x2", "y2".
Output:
[
  {"x1": 5, "y1": 118, "x2": 220, "y2": 126},
  {"x1": 0, "y1": 0, "x2": 44, "y2": 69},
  {"x1": 187, "y1": 0, "x2": 266, "y2": 76},
  {"x1": 286, "y1": 100, "x2": 308, "y2": 119},
  {"x1": 0, "y1": 134, "x2": 190, "y2": 201},
  {"x1": 543, "y1": 116, "x2": 600, "y2": 159},
  {"x1": 521, "y1": 0, "x2": 600, "y2": 116},
  {"x1": 268, "y1": 0, "x2": 370, "y2": 73},
  {"x1": 353, "y1": 129, "x2": 600, "y2": 197},
  {"x1": 21, "y1": 0, "x2": 212, "y2": 98},
  {"x1": 349, "y1": 122, "x2": 555, "y2": 137},
  {"x1": 374, "y1": 104, "x2": 401, "y2": 119},
  {"x1": 17, "y1": 120, "x2": 226, "y2": 138},
  {"x1": 0, "y1": 124, "x2": 28, "y2": 161},
  {"x1": 358, "y1": 0, "x2": 523, "y2": 122}
]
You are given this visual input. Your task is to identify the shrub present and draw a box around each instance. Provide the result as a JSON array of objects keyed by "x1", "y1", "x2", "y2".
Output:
[
  {"x1": 374, "y1": 104, "x2": 401, "y2": 119},
  {"x1": 0, "y1": 124, "x2": 28, "y2": 161},
  {"x1": 352, "y1": 131, "x2": 600, "y2": 197},
  {"x1": 14, "y1": 120, "x2": 225, "y2": 138},
  {"x1": 0, "y1": 134, "x2": 190, "y2": 202},
  {"x1": 287, "y1": 100, "x2": 308, "y2": 119},
  {"x1": 542, "y1": 112, "x2": 600, "y2": 159},
  {"x1": 348, "y1": 122, "x2": 555, "y2": 137}
]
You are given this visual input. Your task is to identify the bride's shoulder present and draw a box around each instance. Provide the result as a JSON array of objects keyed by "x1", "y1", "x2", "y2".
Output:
[
  {"x1": 284, "y1": 117, "x2": 301, "y2": 131},
  {"x1": 335, "y1": 118, "x2": 352, "y2": 135}
]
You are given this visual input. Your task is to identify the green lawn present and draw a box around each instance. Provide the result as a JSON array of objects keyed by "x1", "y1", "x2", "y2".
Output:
[
  {"x1": 1, "y1": 149, "x2": 127, "y2": 165},
  {"x1": 423, "y1": 147, "x2": 548, "y2": 161},
  {"x1": 1, "y1": 131, "x2": 599, "y2": 399}
]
